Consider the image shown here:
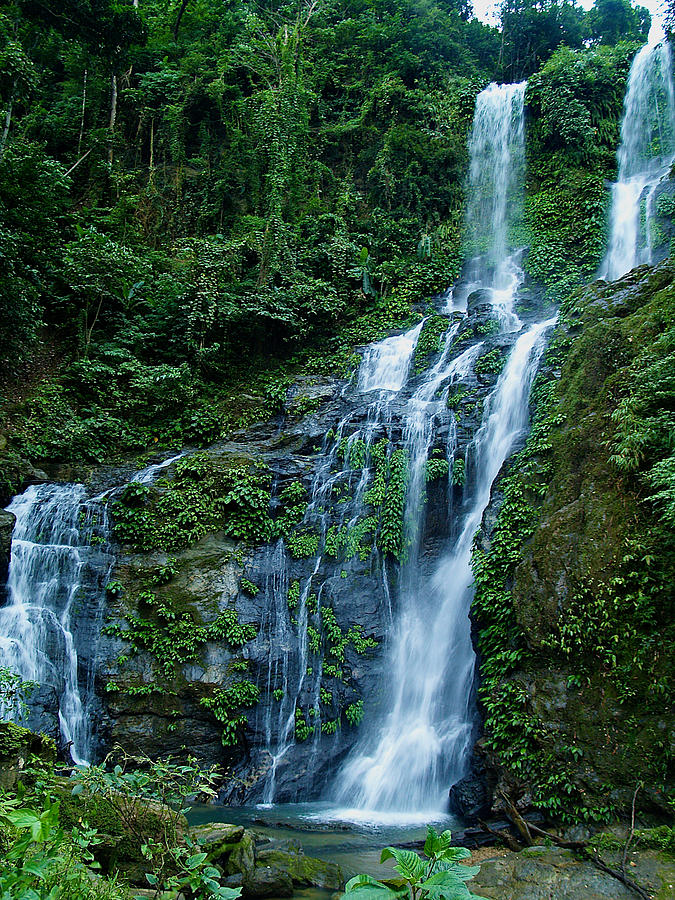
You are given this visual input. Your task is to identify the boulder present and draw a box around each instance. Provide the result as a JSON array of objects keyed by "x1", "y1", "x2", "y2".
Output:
[
  {"x1": 471, "y1": 845, "x2": 675, "y2": 900},
  {"x1": 0, "y1": 722, "x2": 57, "y2": 790},
  {"x1": 191, "y1": 822, "x2": 246, "y2": 863},
  {"x1": 227, "y1": 830, "x2": 257, "y2": 877},
  {"x1": 243, "y1": 866, "x2": 294, "y2": 898},
  {"x1": 256, "y1": 847, "x2": 344, "y2": 889}
]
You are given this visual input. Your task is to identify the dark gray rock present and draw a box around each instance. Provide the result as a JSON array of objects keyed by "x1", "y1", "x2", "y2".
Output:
[
  {"x1": 0, "y1": 507, "x2": 15, "y2": 587},
  {"x1": 243, "y1": 866, "x2": 294, "y2": 898},
  {"x1": 448, "y1": 746, "x2": 496, "y2": 822}
]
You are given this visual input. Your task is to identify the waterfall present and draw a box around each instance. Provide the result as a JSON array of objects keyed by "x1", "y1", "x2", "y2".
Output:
[
  {"x1": 333, "y1": 319, "x2": 554, "y2": 817},
  {"x1": 602, "y1": 28, "x2": 675, "y2": 281},
  {"x1": 0, "y1": 484, "x2": 112, "y2": 763},
  {"x1": 0, "y1": 453, "x2": 183, "y2": 763},
  {"x1": 326, "y1": 81, "x2": 547, "y2": 818},
  {"x1": 464, "y1": 81, "x2": 527, "y2": 314}
]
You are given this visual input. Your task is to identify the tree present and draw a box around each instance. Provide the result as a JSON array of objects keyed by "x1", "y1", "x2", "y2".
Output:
[
  {"x1": 499, "y1": 0, "x2": 586, "y2": 82},
  {"x1": 586, "y1": 0, "x2": 650, "y2": 45}
]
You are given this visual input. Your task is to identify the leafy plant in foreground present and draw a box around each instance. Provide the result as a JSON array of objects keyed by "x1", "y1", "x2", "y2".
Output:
[
  {"x1": 70, "y1": 751, "x2": 241, "y2": 900},
  {"x1": 343, "y1": 827, "x2": 486, "y2": 900}
]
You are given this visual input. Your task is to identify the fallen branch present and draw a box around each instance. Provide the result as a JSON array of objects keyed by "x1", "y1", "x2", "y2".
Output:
[
  {"x1": 499, "y1": 791, "x2": 533, "y2": 846},
  {"x1": 590, "y1": 852, "x2": 652, "y2": 900},
  {"x1": 477, "y1": 818, "x2": 523, "y2": 852}
]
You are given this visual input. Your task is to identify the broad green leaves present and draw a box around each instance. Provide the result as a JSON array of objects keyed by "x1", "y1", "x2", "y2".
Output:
[
  {"x1": 380, "y1": 847, "x2": 427, "y2": 883},
  {"x1": 344, "y1": 826, "x2": 485, "y2": 900}
]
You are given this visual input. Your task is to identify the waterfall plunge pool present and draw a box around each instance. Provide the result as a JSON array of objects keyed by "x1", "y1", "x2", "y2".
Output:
[{"x1": 188, "y1": 801, "x2": 460, "y2": 888}]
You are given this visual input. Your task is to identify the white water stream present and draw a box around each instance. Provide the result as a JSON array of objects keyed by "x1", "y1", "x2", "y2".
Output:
[
  {"x1": 0, "y1": 485, "x2": 111, "y2": 763},
  {"x1": 602, "y1": 27, "x2": 675, "y2": 281},
  {"x1": 327, "y1": 81, "x2": 556, "y2": 819},
  {"x1": 0, "y1": 454, "x2": 183, "y2": 762}
]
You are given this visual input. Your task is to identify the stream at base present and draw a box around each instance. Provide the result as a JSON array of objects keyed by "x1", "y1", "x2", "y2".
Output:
[{"x1": 188, "y1": 802, "x2": 460, "y2": 892}]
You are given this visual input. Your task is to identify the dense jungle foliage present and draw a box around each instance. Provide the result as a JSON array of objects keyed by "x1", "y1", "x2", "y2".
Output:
[
  {"x1": 1, "y1": 0, "x2": 675, "y2": 883},
  {"x1": 0, "y1": 0, "x2": 654, "y2": 491}
]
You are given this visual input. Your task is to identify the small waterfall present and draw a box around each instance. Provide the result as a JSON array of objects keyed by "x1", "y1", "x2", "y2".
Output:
[
  {"x1": 0, "y1": 484, "x2": 112, "y2": 763},
  {"x1": 0, "y1": 453, "x2": 183, "y2": 762},
  {"x1": 358, "y1": 320, "x2": 425, "y2": 393},
  {"x1": 602, "y1": 28, "x2": 675, "y2": 280}
]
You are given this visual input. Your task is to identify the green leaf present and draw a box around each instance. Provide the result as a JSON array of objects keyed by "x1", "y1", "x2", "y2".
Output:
[
  {"x1": 380, "y1": 848, "x2": 426, "y2": 884},
  {"x1": 145, "y1": 873, "x2": 158, "y2": 885},
  {"x1": 187, "y1": 851, "x2": 208, "y2": 869},
  {"x1": 435, "y1": 847, "x2": 472, "y2": 863},
  {"x1": 216, "y1": 888, "x2": 243, "y2": 899},
  {"x1": 418, "y1": 870, "x2": 473, "y2": 899},
  {"x1": 345, "y1": 873, "x2": 400, "y2": 900},
  {"x1": 424, "y1": 827, "x2": 456, "y2": 859}
]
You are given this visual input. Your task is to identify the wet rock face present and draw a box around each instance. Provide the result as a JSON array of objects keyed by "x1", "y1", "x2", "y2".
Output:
[
  {"x1": 0, "y1": 507, "x2": 15, "y2": 592},
  {"x1": 92, "y1": 279, "x2": 551, "y2": 804}
]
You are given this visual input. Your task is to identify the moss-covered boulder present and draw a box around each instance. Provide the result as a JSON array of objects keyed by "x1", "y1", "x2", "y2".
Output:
[
  {"x1": 0, "y1": 722, "x2": 56, "y2": 790},
  {"x1": 227, "y1": 829, "x2": 257, "y2": 877},
  {"x1": 472, "y1": 845, "x2": 675, "y2": 900},
  {"x1": 256, "y1": 847, "x2": 343, "y2": 890},
  {"x1": 191, "y1": 821, "x2": 245, "y2": 862}
]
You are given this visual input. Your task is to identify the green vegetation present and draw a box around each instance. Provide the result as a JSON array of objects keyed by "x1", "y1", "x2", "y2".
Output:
[
  {"x1": 343, "y1": 826, "x2": 482, "y2": 900},
  {"x1": 524, "y1": 42, "x2": 638, "y2": 302},
  {"x1": 474, "y1": 347, "x2": 505, "y2": 376},
  {"x1": 104, "y1": 594, "x2": 257, "y2": 695},
  {"x1": 200, "y1": 680, "x2": 261, "y2": 747},
  {"x1": 112, "y1": 453, "x2": 273, "y2": 551},
  {"x1": 471, "y1": 264, "x2": 675, "y2": 823},
  {"x1": 0, "y1": 0, "x2": 502, "y2": 489},
  {"x1": 413, "y1": 315, "x2": 449, "y2": 374},
  {"x1": 0, "y1": 746, "x2": 241, "y2": 900}
]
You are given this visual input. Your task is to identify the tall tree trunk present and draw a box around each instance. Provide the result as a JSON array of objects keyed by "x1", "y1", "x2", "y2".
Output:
[
  {"x1": 0, "y1": 79, "x2": 17, "y2": 160},
  {"x1": 77, "y1": 69, "x2": 87, "y2": 157},
  {"x1": 173, "y1": 0, "x2": 190, "y2": 40},
  {"x1": 149, "y1": 117, "x2": 155, "y2": 186},
  {"x1": 108, "y1": 72, "x2": 118, "y2": 165}
]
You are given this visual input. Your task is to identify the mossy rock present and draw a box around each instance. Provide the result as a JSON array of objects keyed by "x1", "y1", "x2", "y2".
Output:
[
  {"x1": 256, "y1": 847, "x2": 343, "y2": 890},
  {"x1": 472, "y1": 845, "x2": 675, "y2": 900},
  {"x1": 0, "y1": 723, "x2": 57, "y2": 789},
  {"x1": 191, "y1": 822, "x2": 245, "y2": 863},
  {"x1": 58, "y1": 784, "x2": 188, "y2": 876},
  {"x1": 227, "y1": 830, "x2": 257, "y2": 877}
]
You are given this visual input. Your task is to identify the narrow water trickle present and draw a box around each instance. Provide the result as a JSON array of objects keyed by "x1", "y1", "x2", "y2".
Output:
[{"x1": 602, "y1": 26, "x2": 675, "y2": 280}]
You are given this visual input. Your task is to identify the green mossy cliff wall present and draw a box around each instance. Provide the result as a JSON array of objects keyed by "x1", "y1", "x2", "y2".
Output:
[{"x1": 470, "y1": 261, "x2": 675, "y2": 824}]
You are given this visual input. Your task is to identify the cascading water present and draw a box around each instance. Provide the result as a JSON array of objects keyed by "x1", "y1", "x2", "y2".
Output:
[
  {"x1": 329, "y1": 81, "x2": 549, "y2": 817},
  {"x1": 459, "y1": 81, "x2": 527, "y2": 330},
  {"x1": 333, "y1": 320, "x2": 554, "y2": 817},
  {"x1": 358, "y1": 320, "x2": 426, "y2": 393},
  {"x1": 602, "y1": 27, "x2": 675, "y2": 281},
  {"x1": 0, "y1": 484, "x2": 112, "y2": 763},
  {"x1": 0, "y1": 453, "x2": 184, "y2": 763}
]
